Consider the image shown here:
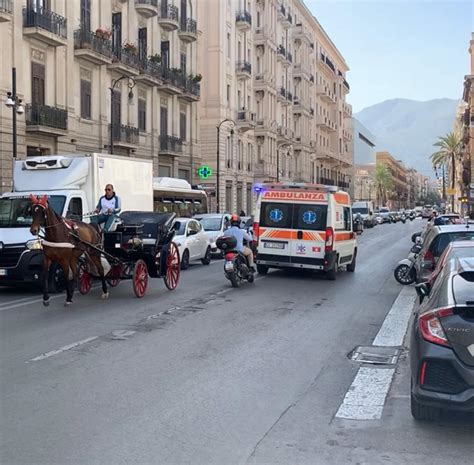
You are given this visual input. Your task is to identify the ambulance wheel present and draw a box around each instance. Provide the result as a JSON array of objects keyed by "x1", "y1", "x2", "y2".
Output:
[
  {"x1": 326, "y1": 259, "x2": 338, "y2": 281},
  {"x1": 257, "y1": 265, "x2": 268, "y2": 275},
  {"x1": 347, "y1": 250, "x2": 357, "y2": 272}
]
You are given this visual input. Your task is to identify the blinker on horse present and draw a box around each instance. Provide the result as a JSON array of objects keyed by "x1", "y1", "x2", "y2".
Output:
[{"x1": 29, "y1": 194, "x2": 109, "y2": 307}]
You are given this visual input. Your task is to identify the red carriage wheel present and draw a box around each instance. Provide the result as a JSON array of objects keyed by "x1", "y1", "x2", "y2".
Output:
[
  {"x1": 78, "y1": 263, "x2": 92, "y2": 295},
  {"x1": 164, "y1": 242, "x2": 180, "y2": 291},
  {"x1": 133, "y1": 259, "x2": 148, "y2": 298},
  {"x1": 106, "y1": 264, "x2": 122, "y2": 287}
]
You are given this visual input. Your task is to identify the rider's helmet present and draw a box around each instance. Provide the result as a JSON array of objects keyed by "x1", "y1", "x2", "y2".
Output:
[{"x1": 230, "y1": 214, "x2": 240, "y2": 227}]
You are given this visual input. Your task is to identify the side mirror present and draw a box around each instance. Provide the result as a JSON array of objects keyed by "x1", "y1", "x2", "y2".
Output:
[
  {"x1": 411, "y1": 232, "x2": 421, "y2": 243},
  {"x1": 415, "y1": 283, "x2": 430, "y2": 304}
]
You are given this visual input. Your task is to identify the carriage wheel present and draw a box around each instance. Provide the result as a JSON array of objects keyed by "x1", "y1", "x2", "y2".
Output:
[
  {"x1": 78, "y1": 262, "x2": 92, "y2": 295},
  {"x1": 164, "y1": 242, "x2": 180, "y2": 291},
  {"x1": 133, "y1": 259, "x2": 148, "y2": 298},
  {"x1": 106, "y1": 264, "x2": 122, "y2": 287}
]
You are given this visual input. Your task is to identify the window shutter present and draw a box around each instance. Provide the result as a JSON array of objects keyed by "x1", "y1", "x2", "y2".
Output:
[{"x1": 80, "y1": 79, "x2": 91, "y2": 119}]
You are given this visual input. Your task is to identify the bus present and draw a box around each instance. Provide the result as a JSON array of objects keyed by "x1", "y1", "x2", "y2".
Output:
[{"x1": 152, "y1": 177, "x2": 208, "y2": 217}]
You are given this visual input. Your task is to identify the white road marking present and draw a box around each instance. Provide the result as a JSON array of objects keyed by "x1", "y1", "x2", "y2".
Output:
[
  {"x1": 0, "y1": 296, "x2": 41, "y2": 307},
  {"x1": 28, "y1": 336, "x2": 98, "y2": 362},
  {"x1": 335, "y1": 286, "x2": 416, "y2": 420}
]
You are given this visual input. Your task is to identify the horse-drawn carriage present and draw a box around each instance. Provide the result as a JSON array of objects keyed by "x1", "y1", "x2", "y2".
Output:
[{"x1": 78, "y1": 211, "x2": 181, "y2": 298}]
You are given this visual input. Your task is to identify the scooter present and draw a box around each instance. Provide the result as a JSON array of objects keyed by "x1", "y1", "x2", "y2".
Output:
[
  {"x1": 394, "y1": 242, "x2": 422, "y2": 285},
  {"x1": 353, "y1": 214, "x2": 364, "y2": 235},
  {"x1": 400, "y1": 213, "x2": 407, "y2": 224},
  {"x1": 216, "y1": 236, "x2": 255, "y2": 288}
]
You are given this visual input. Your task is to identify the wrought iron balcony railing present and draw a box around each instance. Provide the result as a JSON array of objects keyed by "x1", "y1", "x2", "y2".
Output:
[
  {"x1": 236, "y1": 10, "x2": 251, "y2": 26},
  {"x1": 26, "y1": 103, "x2": 68, "y2": 130},
  {"x1": 236, "y1": 61, "x2": 252, "y2": 74},
  {"x1": 136, "y1": 0, "x2": 158, "y2": 6},
  {"x1": 160, "y1": 135, "x2": 183, "y2": 153},
  {"x1": 74, "y1": 28, "x2": 113, "y2": 58},
  {"x1": 113, "y1": 46, "x2": 141, "y2": 68},
  {"x1": 109, "y1": 124, "x2": 139, "y2": 145},
  {"x1": 23, "y1": 6, "x2": 67, "y2": 38},
  {"x1": 0, "y1": 0, "x2": 12, "y2": 14},
  {"x1": 180, "y1": 17, "x2": 197, "y2": 34},
  {"x1": 160, "y1": 3, "x2": 179, "y2": 21}
]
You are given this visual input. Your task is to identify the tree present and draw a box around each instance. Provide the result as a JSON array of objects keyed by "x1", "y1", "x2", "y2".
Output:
[
  {"x1": 430, "y1": 131, "x2": 463, "y2": 207},
  {"x1": 373, "y1": 164, "x2": 393, "y2": 207}
]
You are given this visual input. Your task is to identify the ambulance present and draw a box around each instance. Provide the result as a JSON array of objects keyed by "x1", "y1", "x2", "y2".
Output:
[{"x1": 253, "y1": 183, "x2": 357, "y2": 280}]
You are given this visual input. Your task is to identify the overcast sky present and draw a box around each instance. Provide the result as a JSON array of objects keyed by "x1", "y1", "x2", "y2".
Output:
[{"x1": 305, "y1": 0, "x2": 473, "y2": 112}]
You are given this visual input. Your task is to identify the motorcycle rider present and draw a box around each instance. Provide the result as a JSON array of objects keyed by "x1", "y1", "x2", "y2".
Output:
[{"x1": 225, "y1": 214, "x2": 255, "y2": 271}]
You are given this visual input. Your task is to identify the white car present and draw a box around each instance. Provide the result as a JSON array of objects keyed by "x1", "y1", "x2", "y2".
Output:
[
  {"x1": 173, "y1": 218, "x2": 212, "y2": 270},
  {"x1": 194, "y1": 213, "x2": 232, "y2": 256}
]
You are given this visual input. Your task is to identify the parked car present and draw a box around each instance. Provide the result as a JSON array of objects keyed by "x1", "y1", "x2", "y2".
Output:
[
  {"x1": 389, "y1": 211, "x2": 400, "y2": 223},
  {"x1": 414, "y1": 224, "x2": 474, "y2": 283},
  {"x1": 193, "y1": 213, "x2": 232, "y2": 256},
  {"x1": 172, "y1": 218, "x2": 212, "y2": 270},
  {"x1": 421, "y1": 205, "x2": 434, "y2": 219},
  {"x1": 410, "y1": 256, "x2": 474, "y2": 420}
]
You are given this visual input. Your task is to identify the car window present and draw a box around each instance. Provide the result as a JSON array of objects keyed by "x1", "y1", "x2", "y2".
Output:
[
  {"x1": 188, "y1": 221, "x2": 199, "y2": 234},
  {"x1": 67, "y1": 198, "x2": 83, "y2": 220},
  {"x1": 293, "y1": 204, "x2": 328, "y2": 231},
  {"x1": 174, "y1": 221, "x2": 186, "y2": 235},
  {"x1": 260, "y1": 202, "x2": 293, "y2": 229},
  {"x1": 431, "y1": 232, "x2": 474, "y2": 257}
]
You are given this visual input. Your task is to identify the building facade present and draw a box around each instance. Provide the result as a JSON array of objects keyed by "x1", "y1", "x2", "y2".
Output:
[
  {"x1": 376, "y1": 151, "x2": 409, "y2": 210},
  {"x1": 0, "y1": 0, "x2": 201, "y2": 193},
  {"x1": 354, "y1": 163, "x2": 375, "y2": 203},
  {"x1": 198, "y1": 0, "x2": 353, "y2": 214}
]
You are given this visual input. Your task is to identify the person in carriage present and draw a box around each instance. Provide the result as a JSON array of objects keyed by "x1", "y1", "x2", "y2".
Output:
[{"x1": 91, "y1": 184, "x2": 121, "y2": 232}]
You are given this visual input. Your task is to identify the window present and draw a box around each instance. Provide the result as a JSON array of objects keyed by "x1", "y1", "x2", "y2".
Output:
[
  {"x1": 112, "y1": 13, "x2": 122, "y2": 55},
  {"x1": 343, "y1": 207, "x2": 352, "y2": 231},
  {"x1": 180, "y1": 53, "x2": 187, "y2": 74},
  {"x1": 80, "y1": 79, "x2": 91, "y2": 119},
  {"x1": 227, "y1": 33, "x2": 231, "y2": 58},
  {"x1": 293, "y1": 205, "x2": 328, "y2": 231},
  {"x1": 67, "y1": 198, "x2": 83, "y2": 220},
  {"x1": 138, "y1": 28, "x2": 147, "y2": 63},
  {"x1": 180, "y1": 111, "x2": 186, "y2": 141},
  {"x1": 31, "y1": 62, "x2": 45, "y2": 105},
  {"x1": 80, "y1": 0, "x2": 91, "y2": 30},
  {"x1": 178, "y1": 169, "x2": 189, "y2": 180},
  {"x1": 227, "y1": 84, "x2": 230, "y2": 103},
  {"x1": 138, "y1": 98, "x2": 146, "y2": 131},
  {"x1": 159, "y1": 165, "x2": 171, "y2": 177}
]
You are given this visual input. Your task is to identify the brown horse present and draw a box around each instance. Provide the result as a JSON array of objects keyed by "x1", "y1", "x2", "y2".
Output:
[{"x1": 29, "y1": 195, "x2": 108, "y2": 306}]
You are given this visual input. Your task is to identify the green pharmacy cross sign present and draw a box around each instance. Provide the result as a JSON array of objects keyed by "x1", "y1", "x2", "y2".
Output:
[{"x1": 197, "y1": 165, "x2": 213, "y2": 179}]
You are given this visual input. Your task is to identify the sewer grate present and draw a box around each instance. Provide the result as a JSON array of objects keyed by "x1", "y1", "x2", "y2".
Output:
[{"x1": 349, "y1": 345, "x2": 401, "y2": 365}]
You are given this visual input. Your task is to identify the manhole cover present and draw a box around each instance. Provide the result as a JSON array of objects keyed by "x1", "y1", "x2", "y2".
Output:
[{"x1": 349, "y1": 346, "x2": 401, "y2": 365}]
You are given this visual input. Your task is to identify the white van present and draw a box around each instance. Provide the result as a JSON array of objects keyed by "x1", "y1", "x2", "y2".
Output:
[
  {"x1": 352, "y1": 201, "x2": 375, "y2": 228},
  {"x1": 253, "y1": 183, "x2": 357, "y2": 280}
]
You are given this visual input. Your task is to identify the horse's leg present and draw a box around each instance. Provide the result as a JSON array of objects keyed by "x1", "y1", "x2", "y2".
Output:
[
  {"x1": 42, "y1": 255, "x2": 52, "y2": 306},
  {"x1": 61, "y1": 255, "x2": 74, "y2": 307},
  {"x1": 90, "y1": 254, "x2": 108, "y2": 299}
]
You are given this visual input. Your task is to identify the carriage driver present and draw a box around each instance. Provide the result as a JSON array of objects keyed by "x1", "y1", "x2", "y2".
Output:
[{"x1": 91, "y1": 184, "x2": 122, "y2": 232}]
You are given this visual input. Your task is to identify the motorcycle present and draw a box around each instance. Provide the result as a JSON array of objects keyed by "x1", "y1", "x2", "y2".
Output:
[
  {"x1": 216, "y1": 236, "x2": 255, "y2": 288},
  {"x1": 353, "y1": 214, "x2": 364, "y2": 235},
  {"x1": 394, "y1": 242, "x2": 422, "y2": 285},
  {"x1": 400, "y1": 213, "x2": 407, "y2": 224}
]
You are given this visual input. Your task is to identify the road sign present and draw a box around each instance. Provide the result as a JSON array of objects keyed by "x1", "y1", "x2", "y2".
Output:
[{"x1": 197, "y1": 165, "x2": 213, "y2": 179}]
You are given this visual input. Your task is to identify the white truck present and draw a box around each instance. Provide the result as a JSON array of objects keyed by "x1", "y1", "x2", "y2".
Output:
[
  {"x1": 0, "y1": 153, "x2": 153, "y2": 290},
  {"x1": 352, "y1": 201, "x2": 376, "y2": 228}
]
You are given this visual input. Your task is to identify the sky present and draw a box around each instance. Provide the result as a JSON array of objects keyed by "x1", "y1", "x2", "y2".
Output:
[{"x1": 305, "y1": 0, "x2": 473, "y2": 112}]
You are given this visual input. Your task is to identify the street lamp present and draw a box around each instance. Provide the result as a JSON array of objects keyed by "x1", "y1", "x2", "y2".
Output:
[
  {"x1": 216, "y1": 118, "x2": 235, "y2": 213},
  {"x1": 276, "y1": 143, "x2": 293, "y2": 182},
  {"x1": 4, "y1": 68, "x2": 25, "y2": 161},
  {"x1": 109, "y1": 76, "x2": 136, "y2": 155}
]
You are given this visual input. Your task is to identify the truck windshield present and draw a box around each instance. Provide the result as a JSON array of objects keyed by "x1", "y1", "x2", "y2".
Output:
[
  {"x1": 0, "y1": 196, "x2": 66, "y2": 228},
  {"x1": 352, "y1": 207, "x2": 369, "y2": 215}
]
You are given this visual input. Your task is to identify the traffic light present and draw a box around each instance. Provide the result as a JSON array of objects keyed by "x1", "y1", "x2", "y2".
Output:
[{"x1": 458, "y1": 196, "x2": 468, "y2": 204}]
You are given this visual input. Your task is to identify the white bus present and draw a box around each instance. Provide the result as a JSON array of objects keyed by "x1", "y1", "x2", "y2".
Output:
[{"x1": 153, "y1": 177, "x2": 208, "y2": 217}]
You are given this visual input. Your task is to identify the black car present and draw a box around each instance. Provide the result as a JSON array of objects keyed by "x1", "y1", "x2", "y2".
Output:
[{"x1": 410, "y1": 256, "x2": 474, "y2": 420}]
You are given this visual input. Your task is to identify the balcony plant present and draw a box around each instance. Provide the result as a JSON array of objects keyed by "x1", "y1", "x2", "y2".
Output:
[
  {"x1": 149, "y1": 53, "x2": 161, "y2": 63},
  {"x1": 96, "y1": 27, "x2": 112, "y2": 39},
  {"x1": 192, "y1": 73, "x2": 202, "y2": 83},
  {"x1": 123, "y1": 41, "x2": 138, "y2": 53}
]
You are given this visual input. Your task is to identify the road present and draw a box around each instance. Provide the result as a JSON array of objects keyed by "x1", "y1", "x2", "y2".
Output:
[{"x1": 1, "y1": 220, "x2": 473, "y2": 465}]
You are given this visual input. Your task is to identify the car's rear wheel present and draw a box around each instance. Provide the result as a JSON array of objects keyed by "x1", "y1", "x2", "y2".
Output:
[
  {"x1": 201, "y1": 247, "x2": 212, "y2": 265},
  {"x1": 181, "y1": 250, "x2": 190, "y2": 270},
  {"x1": 410, "y1": 393, "x2": 442, "y2": 421}
]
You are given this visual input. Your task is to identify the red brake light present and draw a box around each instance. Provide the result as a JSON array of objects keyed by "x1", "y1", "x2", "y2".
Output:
[
  {"x1": 253, "y1": 222, "x2": 260, "y2": 238},
  {"x1": 225, "y1": 252, "x2": 235, "y2": 260},
  {"x1": 325, "y1": 227, "x2": 334, "y2": 252},
  {"x1": 418, "y1": 307, "x2": 454, "y2": 347}
]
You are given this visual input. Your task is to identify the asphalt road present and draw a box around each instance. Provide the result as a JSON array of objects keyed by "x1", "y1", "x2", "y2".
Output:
[{"x1": 1, "y1": 219, "x2": 473, "y2": 465}]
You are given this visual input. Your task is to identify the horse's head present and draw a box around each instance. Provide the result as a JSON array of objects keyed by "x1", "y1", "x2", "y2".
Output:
[{"x1": 29, "y1": 194, "x2": 48, "y2": 235}]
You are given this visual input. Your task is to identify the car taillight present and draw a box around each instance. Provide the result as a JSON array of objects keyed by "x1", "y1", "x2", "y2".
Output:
[
  {"x1": 423, "y1": 249, "x2": 435, "y2": 269},
  {"x1": 418, "y1": 307, "x2": 454, "y2": 347},
  {"x1": 253, "y1": 222, "x2": 260, "y2": 245},
  {"x1": 325, "y1": 227, "x2": 334, "y2": 252}
]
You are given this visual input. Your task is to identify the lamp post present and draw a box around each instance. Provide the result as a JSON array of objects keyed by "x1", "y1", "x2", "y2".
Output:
[
  {"x1": 109, "y1": 76, "x2": 136, "y2": 155},
  {"x1": 216, "y1": 118, "x2": 235, "y2": 213},
  {"x1": 5, "y1": 68, "x2": 25, "y2": 161}
]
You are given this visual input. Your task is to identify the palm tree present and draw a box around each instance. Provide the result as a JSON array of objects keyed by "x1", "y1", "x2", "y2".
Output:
[
  {"x1": 431, "y1": 131, "x2": 463, "y2": 207},
  {"x1": 373, "y1": 164, "x2": 393, "y2": 207}
]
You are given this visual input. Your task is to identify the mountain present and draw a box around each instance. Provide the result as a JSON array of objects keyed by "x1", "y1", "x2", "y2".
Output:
[{"x1": 354, "y1": 98, "x2": 459, "y2": 176}]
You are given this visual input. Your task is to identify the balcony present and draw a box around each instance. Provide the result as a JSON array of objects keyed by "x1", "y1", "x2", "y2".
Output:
[
  {"x1": 254, "y1": 26, "x2": 274, "y2": 47},
  {"x1": 293, "y1": 97, "x2": 310, "y2": 116},
  {"x1": 277, "y1": 125, "x2": 293, "y2": 142},
  {"x1": 159, "y1": 135, "x2": 183, "y2": 156},
  {"x1": 135, "y1": 0, "x2": 159, "y2": 18},
  {"x1": 317, "y1": 115, "x2": 337, "y2": 132},
  {"x1": 277, "y1": 45, "x2": 291, "y2": 67},
  {"x1": 319, "y1": 53, "x2": 336, "y2": 75},
  {"x1": 108, "y1": 47, "x2": 141, "y2": 76},
  {"x1": 279, "y1": 6, "x2": 292, "y2": 28},
  {"x1": 293, "y1": 63, "x2": 311, "y2": 81},
  {"x1": 236, "y1": 61, "x2": 252, "y2": 79},
  {"x1": 158, "y1": 4, "x2": 179, "y2": 31},
  {"x1": 110, "y1": 124, "x2": 139, "y2": 148},
  {"x1": 235, "y1": 110, "x2": 256, "y2": 131},
  {"x1": 316, "y1": 84, "x2": 337, "y2": 104},
  {"x1": 179, "y1": 77, "x2": 201, "y2": 102},
  {"x1": 26, "y1": 103, "x2": 68, "y2": 136},
  {"x1": 342, "y1": 101, "x2": 352, "y2": 117},
  {"x1": 178, "y1": 18, "x2": 197, "y2": 43},
  {"x1": 343, "y1": 78, "x2": 350, "y2": 91},
  {"x1": 0, "y1": 0, "x2": 12, "y2": 22},
  {"x1": 236, "y1": 10, "x2": 251, "y2": 30},
  {"x1": 135, "y1": 59, "x2": 164, "y2": 86},
  {"x1": 293, "y1": 23, "x2": 311, "y2": 46},
  {"x1": 343, "y1": 128, "x2": 353, "y2": 141},
  {"x1": 277, "y1": 87, "x2": 287, "y2": 103},
  {"x1": 23, "y1": 7, "x2": 67, "y2": 47},
  {"x1": 74, "y1": 29, "x2": 113, "y2": 65},
  {"x1": 160, "y1": 67, "x2": 184, "y2": 95}
]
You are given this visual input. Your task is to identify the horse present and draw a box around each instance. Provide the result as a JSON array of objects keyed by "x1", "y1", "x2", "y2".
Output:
[{"x1": 29, "y1": 195, "x2": 109, "y2": 307}]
